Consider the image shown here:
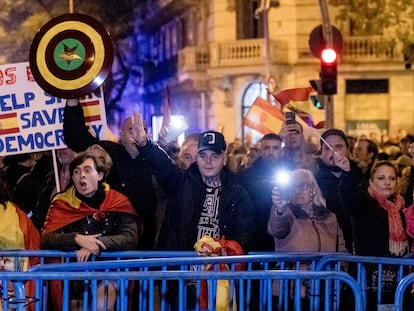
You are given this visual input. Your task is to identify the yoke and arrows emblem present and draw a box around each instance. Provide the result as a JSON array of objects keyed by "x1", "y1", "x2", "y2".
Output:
[
  {"x1": 60, "y1": 44, "x2": 82, "y2": 65},
  {"x1": 29, "y1": 13, "x2": 114, "y2": 99}
]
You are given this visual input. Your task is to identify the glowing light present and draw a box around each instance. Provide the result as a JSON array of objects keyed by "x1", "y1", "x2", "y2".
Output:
[{"x1": 321, "y1": 48, "x2": 337, "y2": 63}]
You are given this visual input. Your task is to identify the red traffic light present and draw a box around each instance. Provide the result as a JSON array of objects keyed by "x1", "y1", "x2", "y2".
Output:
[
  {"x1": 320, "y1": 48, "x2": 337, "y2": 95},
  {"x1": 321, "y1": 48, "x2": 337, "y2": 63}
]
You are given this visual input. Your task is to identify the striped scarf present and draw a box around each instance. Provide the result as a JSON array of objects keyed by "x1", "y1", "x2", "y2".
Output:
[{"x1": 368, "y1": 186, "x2": 408, "y2": 256}]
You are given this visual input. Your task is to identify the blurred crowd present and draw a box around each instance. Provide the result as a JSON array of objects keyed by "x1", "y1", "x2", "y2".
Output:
[{"x1": 2, "y1": 100, "x2": 414, "y2": 310}]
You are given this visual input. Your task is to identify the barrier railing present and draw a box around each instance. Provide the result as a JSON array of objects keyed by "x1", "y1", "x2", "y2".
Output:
[
  {"x1": 5, "y1": 250, "x2": 414, "y2": 310},
  {"x1": 28, "y1": 252, "x2": 328, "y2": 311},
  {"x1": 395, "y1": 272, "x2": 414, "y2": 310},
  {"x1": 0, "y1": 269, "x2": 364, "y2": 311},
  {"x1": 316, "y1": 254, "x2": 414, "y2": 310},
  {"x1": 1, "y1": 251, "x2": 329, "y2": 310}
]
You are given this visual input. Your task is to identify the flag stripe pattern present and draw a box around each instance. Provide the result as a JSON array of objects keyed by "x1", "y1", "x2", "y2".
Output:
[
  {"x1": 81, "y1": 100, "x2": 101, "y2": 122},
  {"x1": 0, "y1": 112, "x2": 20, "y2": 135},
  {"x1": 272, "y1": 87, "x2": 313, "y2": 108},
  {"x1": 243, "y1": 97, "x2": 284, "y2": 134}
]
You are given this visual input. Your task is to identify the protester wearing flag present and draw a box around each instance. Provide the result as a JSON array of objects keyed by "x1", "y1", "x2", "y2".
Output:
[
  {"x1": 0, "y1": 169, "x2": 40, "y2": 311},
  {"x1": 63, "y1": 99, "x2": 158, "y2": 249},
  {"x1": 41, "y1": 151, "x2": 141, "y2": 311}
]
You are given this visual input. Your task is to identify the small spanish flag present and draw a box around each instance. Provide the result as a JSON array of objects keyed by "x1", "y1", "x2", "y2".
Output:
[
  {"x1": 0, "y1": 112, "x2": 20, "y2": 135},
  {"x1": 243, "y1": 96, "x2": 284, "y2": 134},
  {"x1": 81, "y1": 100, "x2": 101, "y2": 122}
]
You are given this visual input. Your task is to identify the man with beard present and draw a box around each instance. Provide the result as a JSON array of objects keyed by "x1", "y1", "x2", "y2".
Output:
[
  {"x1": 315, "y1": 128, "x2": 364, "y2": 253},
  {"x1": 238, "y1": 133, "x2": 294, "y2": 251},
  {"x1": 279, "y1": 121, "x2": 317, "y2": 173}
]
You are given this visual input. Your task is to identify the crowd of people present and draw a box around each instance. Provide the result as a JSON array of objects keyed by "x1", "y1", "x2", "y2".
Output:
[{"x1": 2, "y1": 99, "x2": 414, "y2": 309}]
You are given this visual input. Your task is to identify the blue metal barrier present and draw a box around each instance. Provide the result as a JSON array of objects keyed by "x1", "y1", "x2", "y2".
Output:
[
  {"x1": 10, "y1": 250, "x2": 414, "y2": 310},
  {"x1": 395, "y1": 272, "x2": 414, "y2": 310},
  {"x1": 0, "y1": 269, "x2": 364, "y2": 311},
  {"x1": 0, "y1": 251, "x2": 329, "y2": 310},
  {"x1": 28, "y1": 252, "x2": 327, "y2": 311},
  {"x1": 316, "y1": 253, "x2": 414, "y2": 310}
]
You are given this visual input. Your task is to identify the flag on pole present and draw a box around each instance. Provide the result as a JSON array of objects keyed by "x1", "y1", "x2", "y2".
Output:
[
  {"x1": 243, "y1": 96, "x2": 284, "y2": 134},
  {"x1": 162, "y1": 86, "x2": 171, "y2": 128},
  {"x1": 286, "y1": 104, "x2": 325, "y2": 129},
  {"x1": 271, "y1": 87, "x2": 313, "y2": 109}
]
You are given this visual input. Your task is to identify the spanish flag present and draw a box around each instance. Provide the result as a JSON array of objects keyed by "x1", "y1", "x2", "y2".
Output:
[
  {"x1": 243, "y1": 96, "x2": 284, "y2": 134},
  {"x1": 0, "y1": 112, "x2": 19, "y2": 135},
  {"x1": 0, "y1": 201, "x2": 40, "y2": 311},
  {"x1": 286, "y1": 104, "x2": 325, "y2": 129},
  {"x1": 81, "y1": 100, "x2": 101, "y2": 122},
  {"x1": 271, "y1": 87, "x2": 313, "y2": 109}
]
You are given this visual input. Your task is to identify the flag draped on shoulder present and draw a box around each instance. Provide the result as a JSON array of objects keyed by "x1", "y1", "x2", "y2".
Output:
[{"x1": 243, "y1": 96, "x2": 284, "y2": 134}]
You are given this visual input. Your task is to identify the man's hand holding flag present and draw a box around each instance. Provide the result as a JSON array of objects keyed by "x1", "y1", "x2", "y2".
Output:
[{"x1": 243, "y1": 86, "x2": 323, "y2": 135}]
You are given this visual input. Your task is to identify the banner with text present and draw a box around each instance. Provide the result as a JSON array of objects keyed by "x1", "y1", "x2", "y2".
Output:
[{"x1": 0, "y1": 62, "x2": 109, "y2": 156}]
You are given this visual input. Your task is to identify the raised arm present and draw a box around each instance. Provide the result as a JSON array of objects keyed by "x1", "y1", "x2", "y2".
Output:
[{"x1": 63, "y1": 99, "x2": 99, "y2": 151}]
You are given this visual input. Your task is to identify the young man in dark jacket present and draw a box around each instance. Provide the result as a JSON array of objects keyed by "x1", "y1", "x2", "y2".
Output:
[{"x1": 131, "y1": 112, "x2": 254, "y2": 252}]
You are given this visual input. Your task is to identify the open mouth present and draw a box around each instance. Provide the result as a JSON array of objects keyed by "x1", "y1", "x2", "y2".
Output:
[{"x1": 79, "y1": 180, "x2": 87, "y2": 190}]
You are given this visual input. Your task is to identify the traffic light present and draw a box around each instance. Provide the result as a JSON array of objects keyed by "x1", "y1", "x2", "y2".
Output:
[
  {"x1": 320, "y1": 48, "x2": 337, "y2": 95},
  {"x1": 310, "y1": 95, "x2": 323, "y2": 109}
]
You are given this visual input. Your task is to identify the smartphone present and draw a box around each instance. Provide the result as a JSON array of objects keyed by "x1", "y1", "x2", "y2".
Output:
[
  {"x1": 162, "y1": 116, "x2": 189, "y2": 143},
  {"x1": 285, "y1": 112, "x2": 296, "y2": 125}
]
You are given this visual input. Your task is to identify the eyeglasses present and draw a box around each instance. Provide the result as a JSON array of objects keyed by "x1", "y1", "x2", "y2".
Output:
[{"x1": 290, "y1": 182, "x2": 311, "y2": 193}]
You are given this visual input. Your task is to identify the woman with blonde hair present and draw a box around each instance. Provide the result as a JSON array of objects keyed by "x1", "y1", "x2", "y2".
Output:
[{"x1": 268, "y1": 168, "x2": 346, "y2": 310}]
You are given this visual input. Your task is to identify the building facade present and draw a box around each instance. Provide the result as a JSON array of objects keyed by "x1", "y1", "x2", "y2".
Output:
[{"x1": 126, "y1": 0, "x2": 414, "y2": 144}]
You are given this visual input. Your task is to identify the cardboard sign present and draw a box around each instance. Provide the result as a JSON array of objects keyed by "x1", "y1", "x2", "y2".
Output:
[{"x1": 0, "y1": 62, "x2": 109, "y2": 156}]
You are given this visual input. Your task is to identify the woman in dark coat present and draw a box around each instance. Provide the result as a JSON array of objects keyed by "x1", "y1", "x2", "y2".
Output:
[{"x1": 339, "y1": 159, "x2": 409, "y2": 309}]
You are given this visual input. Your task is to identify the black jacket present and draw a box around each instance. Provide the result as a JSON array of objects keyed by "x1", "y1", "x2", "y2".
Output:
[
  {"x1": 238, "y1": 157, "x2": 294, "y2": 251},
  {"x1": 314, "y1": 159, "x2": 364, "y2": 252},
  {"x1": 339, "y1": 170, "x2": 407, "y2": 257},
  {"x1": 138, "y1": 140, "x2": 255, "y2": 252}
]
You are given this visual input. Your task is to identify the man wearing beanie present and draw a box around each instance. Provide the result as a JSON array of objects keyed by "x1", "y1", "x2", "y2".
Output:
[{"x1": 315, "y1": 128, "x2": 364, "y2": 253}]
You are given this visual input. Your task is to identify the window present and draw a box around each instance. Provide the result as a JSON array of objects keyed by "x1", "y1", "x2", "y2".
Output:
[{"x1": 242, "y1": 81, "x2": 276, "y2": 143}]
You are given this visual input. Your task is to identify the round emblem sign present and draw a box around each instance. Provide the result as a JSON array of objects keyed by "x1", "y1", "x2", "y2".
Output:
[{"x1": 29, "y1": 13, "x2": 114, "y2": 99}]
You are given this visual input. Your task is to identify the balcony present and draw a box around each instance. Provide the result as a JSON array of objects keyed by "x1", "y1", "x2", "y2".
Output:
[
  {"x1": 177, "y1": 36, "x2": 404, "y2": 79},
  {"x1": 342, "y1": 36, "x2": 400, "y2": 62}
]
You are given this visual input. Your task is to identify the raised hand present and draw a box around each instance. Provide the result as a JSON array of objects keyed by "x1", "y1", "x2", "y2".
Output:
[
  {"x1": 333, "y1": 153, "x2": 351, "y2": 172},
  {"x1": 131, "y1": 112, "x2": 149, "y2": 146}
]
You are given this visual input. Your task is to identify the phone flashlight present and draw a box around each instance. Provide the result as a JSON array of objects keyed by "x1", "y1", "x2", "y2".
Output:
[{"x1": 274, "y1": 169, "x2": 291, "y2": 200}]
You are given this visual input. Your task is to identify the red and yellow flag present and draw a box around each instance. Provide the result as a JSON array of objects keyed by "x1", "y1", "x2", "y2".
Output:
[
  {"x1": 243, "y1": 96, "x2": 284, "y2": 134},
  {"x1": 271, "y1": 87, "x2": 313, "y2": 109},
  {"x1": 286, "y1": 104, "x2": 325, "y2": 129},
  {"x1": 81, "y1": 100, "x2": 101, "y2": 122},
  {"x1": 0, "y1": 112, "x2": 20, "y2": 135}
]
